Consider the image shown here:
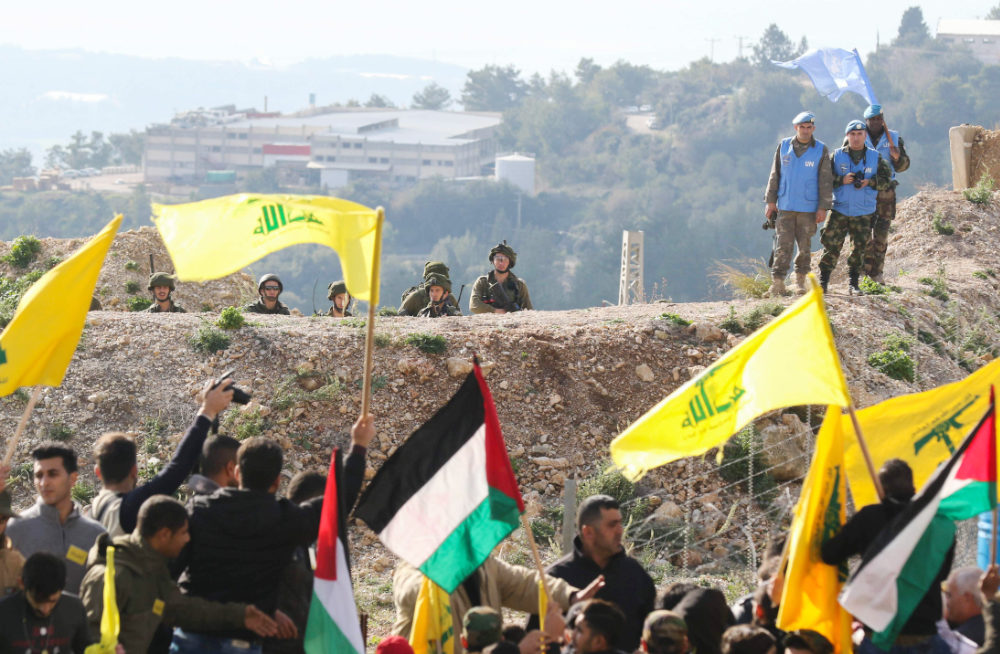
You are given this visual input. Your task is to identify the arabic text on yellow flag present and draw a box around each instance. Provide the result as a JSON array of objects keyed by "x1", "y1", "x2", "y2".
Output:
[
  {"x1": 152, "y1": 194, "x2": 383, "y2": 303},
  {"x1": 776, "y1": 407, "x2": 853, "y2": 654},
  {"x1": 610, "y1": 284, "x2": 850, "y2": 480},
  {"x1": 844, "y1": 357, "x2": 1000, "y2": 508},
  {"x1": 410, "y1": 575, "x2": 454, "y2": 654},
  {"x1": 85, "y1": 545, "x2": 120, "y2": 654},
  {"x1": 0, "y1": 215, "x2": 121, "y2": 397}
]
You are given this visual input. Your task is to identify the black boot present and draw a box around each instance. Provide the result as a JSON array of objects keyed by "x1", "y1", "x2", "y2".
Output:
[
  {"x1": 849, "y1": 269, "x2": 861, "y2": 296},
  {"x1": 820, "y1": 269, "x2": 831, "y2": 293}
]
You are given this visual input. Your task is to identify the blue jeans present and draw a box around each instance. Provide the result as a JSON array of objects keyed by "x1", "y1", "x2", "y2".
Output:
[
  {"x1": 858, "y1": 634, "x2": 951, "y2": 654},
  {"x1": 170, "y1": 628, "x2": 262, "y2": 654}
]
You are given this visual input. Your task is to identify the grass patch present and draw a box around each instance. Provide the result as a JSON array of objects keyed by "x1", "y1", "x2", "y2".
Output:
[
  {"x1": 918, "y1": 268, "x2": 949, "y2": 302},
  {"x1": 71, "y1": 481, "x2": 96, "y2": 505},
  {"x1": 741, "y1": 303, "x2": 783, "y2": 333},
  {"x1": 709, "y1": 258, "x2": 771, "y2": 299},
  {"x1": 44, "y1": 256, "x2": 61, "y2": 269},
  {"x1": 868, "y1": 336, "x2": 916, "y2": 382},
  {"x1": 124, "y1": 280, "x2": 140, "y2": 294},
  {"x1": 340, "y1": 317, "x2": 367, "y2": 328},
  {"x1": 45, "y1": 421, "x2": 74, "y2": 441},
  {"x1": 272, "y1": 374, "x2": 345, "y2": 411},
  {"x1": 860, "y1": 276, "x2": 890, "y2": 295},
  {"x1": 376, "y1": 306, "x2": 399, "y2": 316},
  {"x1": 189, "y1": 323, "x2": 231, "y2": 354},
  {"x1": 124, "y1": 260, "x2": 140, "y2": 271},
  {"x1": 973, "y1": 269, "x2": 996, "y2": 280},
  {"x1": 656, "y1": 313, "x2": 690, "y2": 327},
  {"x1": 221, "y1": 406, "x2": 267, "y2": 440},
  {"x1": 404, "y1": 332, "x2": 447, "y2": 354},
  {"x1": 216, "y1": 306, "x2": 246, "y2": 330},
  {"x1": 963, "y1": 173, "x2": 995, "y2": 205},
  {"x1": 720, "y1": 306, "x2": 742, "y2": 335},
  {"x1": 127, "y1": 295, "x2": 151, "y2": 312},
  {"x1": 2, "y1": 235, "x2": 42, "y2": 268},
  {"x1": 931, "y1": 211, "x2": 955, "y2": 235},
  {"x1": 374, "y1": 332, "x2": 392, "y2": 347}
]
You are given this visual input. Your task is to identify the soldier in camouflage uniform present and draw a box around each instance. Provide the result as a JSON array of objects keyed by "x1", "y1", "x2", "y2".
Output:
[
  {"x1": 820, "y1": 120, "x2": 893, "y2": 295},
  {"x1": 242, "y1": 274, "x2": 291, "y2": 315},
  {"x1": 462, "y1": 606, "x2": 503, "y2": 652},
  {"x1": 417, "y1": 274, "x2": 462, "y2": 318},
  {"x1": 862, "y1": 104, "x2": 910, "y2": 283},
  {"x1": 398, "y1": 261, "x2": 461, "y2": 316},
  {"x1": 470, "y1": 242, "x2": 532, "y2": 314},
  {"x1": 327, "y1": 280, "x2": 353, "y2": 317},
  {"x1": 145, "y1": 272, "x2": 186, "y2": 313},
  {"x1": 642, "y1": 610, "x2": 691, "y2": 654}
]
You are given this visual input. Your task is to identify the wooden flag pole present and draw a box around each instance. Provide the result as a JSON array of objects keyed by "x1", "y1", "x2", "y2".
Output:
[
  {"x1": 991, "y1": 506, "x2": 998, "y2": 567},
  {"x1": 520, "y1": 513, "x2": 553, "y2": 608},
  {"x1": 360, "y1": 207, "x2": 385, "y2": 419},
  {"x1": 2, "y1": 387, "x2": 42, "y2": 469}
]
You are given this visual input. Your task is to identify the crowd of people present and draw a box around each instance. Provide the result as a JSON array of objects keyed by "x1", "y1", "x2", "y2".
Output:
[
  {"x1": 1, "y1": 400, "x2": 998, "y2": 654},
  {"x1": 763, "y1": 103, "x2": 908, "y2": 297}
]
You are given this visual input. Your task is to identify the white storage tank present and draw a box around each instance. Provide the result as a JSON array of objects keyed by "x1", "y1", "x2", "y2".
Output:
[{"x1": 495, "y1": 153, "x2": 535, "y2": 195}]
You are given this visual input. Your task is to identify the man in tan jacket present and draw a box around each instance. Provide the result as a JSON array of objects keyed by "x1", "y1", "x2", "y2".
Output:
[
  {"x1": 0, "y1": 466, "x2": 24, "y2": 598},
  {"x1": 392, "y1": 554, "x2": 603, "y2": 654}
]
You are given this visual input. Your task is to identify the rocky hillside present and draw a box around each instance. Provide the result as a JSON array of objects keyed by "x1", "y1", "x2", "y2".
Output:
[{"x1": 1, "y1": 188, "x2": 998, "y2": 642}]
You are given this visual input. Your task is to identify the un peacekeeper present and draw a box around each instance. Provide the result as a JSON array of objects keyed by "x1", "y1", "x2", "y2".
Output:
[
  {"x1": 417, "y1": 274, "x2": 462, "y2": 318},
  {"x1": 470, "y1": 242, "x2": 533, "y2": 314},
  {"x1": 398, "y1": 261, "x2": 461, "y2": 316},
  {"x1": 243, "y1": 274, "x2": 291, "y2": 315},
  {"x1": 861, "y1": 104, "x2": 910, "y2": 284},
  {"x1": 819, "y1": 120, "x2": 893, "y2": 295},
  {"x1": 145, "y1": 272, "x2": 186, "y2": 313},
  {"x1": 763, "y1": 112, "x2": 833, "y2": 296},
  {"x1": 327, "y1": 280, "x2": 353, "y2": 317}
]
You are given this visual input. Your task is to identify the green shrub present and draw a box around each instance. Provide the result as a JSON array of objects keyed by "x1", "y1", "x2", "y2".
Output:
[
  {"x1": 340, "y1": 317, "x2": 367, "y2": 328},
  {"x1": 405, "y1": 332, "x2": 447, "y2": 354},
  {"x1": 578, "y1": 463, "x2": 649, "y2": 524},
  {"x1": 963, "y1": 174, "x2": 995, "y2": 205},
  {"x1": 656, "y1": 313, "x2": 690, "y2": 326},
  {"x1": 44, "y1": 256, "x2": 61, "y2": 269},
  {"x1": 2, "y1": 235, "x2": 42, "y2": 268},
  {"x1": 46, "y1": 421, "x2": 74, "y2": 441},
  {"x1": 918, "y1": 269, "x2": 949, "y2": 302},
  {"x1": 859, "y1": 277, "x2": 889, "y2": 295},
  {"x1": 190, "y1": 324, "x2": 231, "y2": 353},
  {"x1": 124, "y1": 280, "x2": 140, "y2": 294},
  {"x1": 973, "y1": 269, "x2": 996, "y2": 280},
  {"x1": 222, "y1": 407, "x2": 267, "y2": 440},
  {"x1": 931, "y1": 212, "x2": 955, "y2": 235},
  {"x1": 717, "y1": 426, "x2": 777, "y2": 507},
  {"x1": 272, "y1": 375, "x2": 345, "y2": 410},
  {"x1": 216, "y1": 306, "x2": 246, "y2": 330},
  {"x1": 883, "y1": 332, "x2": 913, "y2": 353},
  {"x1": 868, "y1": 348, "x2": 915, "y2": 382},
  {"x1": 124, "y1": 260, "x2": 139, "y2": 271},
  {"x1": 71, "y1": 481, "x2": 96, "y2": 504},
  {"x1": 377, "y1": 306, "x2": 399, "y2": 316},
  {"x1": 741, "y1": 304, "x2": 782, "y2": 333},
  {"x1": 720, "y1": 306, "x2": 742, "y2": 334},
  {"x1": 374, "y1": 332, "x2": 392, "y2": 347}
]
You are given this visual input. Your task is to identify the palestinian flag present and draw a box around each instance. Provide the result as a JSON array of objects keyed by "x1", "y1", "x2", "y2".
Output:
[
  {"x1": 840, "y1": 389, "x2": 997, "y2": 649},
  {"x1": 355, "y1": 361, "x2": 524, "y2": 593},
  {"x1": 304, "y1": 449, "x2": 364, "y2": 654}
]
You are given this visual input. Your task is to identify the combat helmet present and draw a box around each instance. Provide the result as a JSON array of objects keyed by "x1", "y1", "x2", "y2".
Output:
[
  {"x1": 147, "y1": 272, "x2": 177, "y2": 291},
  {"x1": 424, "y1": 273, "x2": 451, "y2": 294},
  {"x1": 257, "y1": 273, "x2": 283, "y2": 294},
  {"x1": 422, "y1": 261, "x2": 450, "y2": 280},
  {"x1": 327, "y1": 280, "x2": 351, "y2": 302},
  {"x1": 488, "y1": 241, "x2": 516, "y2": 268}
]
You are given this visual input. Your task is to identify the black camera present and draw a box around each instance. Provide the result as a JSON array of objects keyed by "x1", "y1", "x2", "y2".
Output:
[
  {"x1": 853, "y1": 176, "x2": 866, "y2": 189},
  {"x1": 214, "y1": 370, "x2": 251, "y2": 405}
]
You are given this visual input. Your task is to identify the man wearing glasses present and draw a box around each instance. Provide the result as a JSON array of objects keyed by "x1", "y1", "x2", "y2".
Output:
[{"x1": 244, "y1": 274, "x2": 291, "y2": 315}]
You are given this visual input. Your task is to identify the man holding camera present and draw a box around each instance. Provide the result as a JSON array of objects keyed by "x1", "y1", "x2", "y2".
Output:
[
  {"x1": 818, "y1": 120, "x2": 892, "y2": 295},
  {"x1": 90, "y1": 378, "x2": 237, "y2": 536},
  {"x1": 470, "y1": 242, "x2": 533, "y2": 314}
]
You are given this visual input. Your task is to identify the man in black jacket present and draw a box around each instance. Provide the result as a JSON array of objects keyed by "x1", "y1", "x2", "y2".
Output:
[
  {"x1": 546, "y1": 494, "x2": 655, "y2": 652},
  {"x1": 821, "y1": 459, "x2": 953, "y2": 653},
  {"x1": 171, "y1": 415, "x2": 374, "y2": 654}
]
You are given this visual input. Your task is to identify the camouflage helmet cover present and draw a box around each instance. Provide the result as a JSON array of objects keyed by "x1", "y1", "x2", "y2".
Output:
[
  {"x1": 258, "y1": 273, "x2": 283, "y2": 293},
  {"x1": 488, "y1": 241, "x2": 516, "y2": 268},
  {"x1": 424, "y1": 273, "x2": 452, "y2": 293},
  {"x1": 148, "y1": 272, "x2": 177, "y2": 291},
  {"x1": 643, "y1": 610, "x2": 688, "y2": 654},
  {"x1": 463, "y1": 606, "x2": 502, "y2": 650},
  {"x1": 327, "y1": 280, "x2": 351, "y2": 301},
  {"x1": 423, "y1": 260, "x2": 451, "y2": 280}
]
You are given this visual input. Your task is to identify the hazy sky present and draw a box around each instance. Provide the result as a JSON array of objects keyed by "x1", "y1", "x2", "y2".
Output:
[{"x1": 1, "y1": 0, "x2": 994, "y2": 73}]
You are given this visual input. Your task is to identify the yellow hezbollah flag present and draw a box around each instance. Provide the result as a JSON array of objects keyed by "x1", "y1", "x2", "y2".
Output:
[
  {"x1": 845, "y1": 357, "x2": 1000, "y2": 508},
  {"x1": 611, "y1": 282, "x2": 850, "y2": 480},
  {"x1": 776, "y1": 407, "x2": 853, "y2": 654},
  {"x1": 0, "y1": 215, "x2": 121, "y2": 397},
  {"x1": 410, "y1": 575, "x2": 454, "y2": 654},
  {"x1": 152, "y1": 194, "x2": 383, "y2": 303},
  {"x1": 85, "y1": 545, "x2": 120, "y2": 654}
]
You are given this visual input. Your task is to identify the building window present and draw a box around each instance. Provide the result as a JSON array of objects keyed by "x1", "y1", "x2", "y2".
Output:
[
  {"x1": 326, "y1": 156, "x2": 336, "y2": 162},
  {"x1": 238, "y1": 133, "x2": 248, "y2": 139},
  {"x1": 445, "y1": 161, "x2": 453, "y2": 166},
  {"x1": 253, "y1": 148, "x2": 262, "y2": 154},
  {"x1": 227, "y1": 133, "x2": 237, "y2": 139},
  {"x1": 211, "y1": 146, "x2": 221, "y2": 152},
  {"x1": 342, "y1": 142, "x2": 352, "y2": 148},
  {"x1": 368, "y1": 157, "x2": 377, "y2": 163},
  {"x1": 422, "y1": 159, "x2": 431, "y2": 165},
  {"x1": 379, "y1": 157, "x2": 389, "y2": 163},
  {"x1": 354, "y1": 143, "x2": 363, "y2": 149}
]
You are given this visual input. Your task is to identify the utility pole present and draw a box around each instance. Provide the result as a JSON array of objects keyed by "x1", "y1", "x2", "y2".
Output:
[
  {"x1": 735, "y1": 35, "x2": 749, "y2": 60},
  {"x1": 706, "y1": 37, "x2": 721, "y2": 62},
  {"x1": 618, "y1": 230, "x2": 644, "y2": 305}
]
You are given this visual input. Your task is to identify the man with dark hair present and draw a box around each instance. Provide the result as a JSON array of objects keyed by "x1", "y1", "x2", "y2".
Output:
[
  {"x1": 544, "y1": 493, "x2": 655, "y2": 651},
  {"x1": 81, "y1": 495, "x2": 278, "y2": 654},
  {"x1": 573, "y1": 599, "x2": 626, "y2": 654},
  {"x1": 7, "y1": 443, "x2": 105, "y2": 594},
  {"x1": 91, "y1": 378, "x2": 235, "y2": 536},
  {"x1": 172, "y1": 416, "x2": 375, "y2": 654},
  {"x1": 642, "y1": 610, "x2": 691, "y2": 654},
  {"x1": 721, "y1": 625, "x2": 776, "y2": 654},
  {"x1": 190, "y1": 434, "x2": 241, "y2": 496},
  {"x1": 822, "y1": 458, "x2": 951, "y2": 653},
  {"x1": 659, "y1": 585, "x2": 734, "y2": 654},
  {"x1": 0, "y1": 552, "x2": 93, "y2": 653},
  {"x1": 145, "y1": 272, "x2": 186, "y2": 313}
]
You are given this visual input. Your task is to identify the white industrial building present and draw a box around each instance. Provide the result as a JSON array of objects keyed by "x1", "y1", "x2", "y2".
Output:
[
  {"x1": 936, "y1": 19, "x2": 1000, "y2": 65},
  {"x1": 143, "y1": 106, "x2": 503, "y2": 188}
]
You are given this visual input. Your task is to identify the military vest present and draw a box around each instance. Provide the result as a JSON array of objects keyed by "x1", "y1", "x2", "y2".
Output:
[
  {"x1": 777, "y1": 137, "x2": 825, "y2": 213},
  {"x1": 832, "y1": 147, "x2": 879, "y2": 216},
  {"x1": 866, "y1": 129, "x2": 900, "y2": 180}
]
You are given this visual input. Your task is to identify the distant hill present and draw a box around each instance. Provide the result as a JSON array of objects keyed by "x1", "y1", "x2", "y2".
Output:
[{"x1": 0, "y1": 46, "x2": 468, "y2": 158}]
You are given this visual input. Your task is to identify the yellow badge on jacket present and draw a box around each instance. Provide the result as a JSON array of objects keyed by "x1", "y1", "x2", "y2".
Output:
[
  {"x1": 153, "y1": 599, "x2": 165, "y2": 616},
  {"x1": 66, "y1": 545, "x2": 87, "y2": 566}
]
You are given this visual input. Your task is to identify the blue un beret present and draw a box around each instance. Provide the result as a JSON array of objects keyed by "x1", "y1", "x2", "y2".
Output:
[
  {"x1": 792, "y1": 112, "x2": 815, "y2": 125},
  {"x1": 863, "y1": 104, "x2": 883, "y2": 119},
  {"x1": 845, "y1": 119, "x2": 867, "y2": 134}
]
